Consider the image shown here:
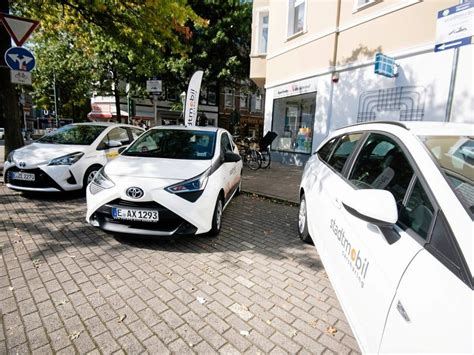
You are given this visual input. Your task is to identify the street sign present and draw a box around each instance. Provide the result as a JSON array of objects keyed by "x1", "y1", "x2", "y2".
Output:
[
  {"x1": 4, "y1": 47, "x2": 35, "y2": 71},
  {"x1": 146, "y1": 79, "x2": 162, "y2": 93},
  {"x1": 10, "y1": 70, "x2": 32, "y2": 85},
  {"x1": 0, "y1": 13, "x2": 40, "y2": 47},
  {"x1": 435, "y1": 1, "x2": 473, "y2": 52}
]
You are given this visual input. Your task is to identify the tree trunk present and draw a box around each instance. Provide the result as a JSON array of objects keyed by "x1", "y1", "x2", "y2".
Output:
[
  {"x1": 112, "y1": 68, "x2": 122, "y2": 123},
  {"x1": 0, "y1": 0, "x2": 24, "y2": 159}
]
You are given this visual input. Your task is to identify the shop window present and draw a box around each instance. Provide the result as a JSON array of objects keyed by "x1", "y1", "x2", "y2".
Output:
[
  {"x1": 354, "y1": 0, "x2": 378, "y2": 11},
  {"x1": 271, "y1": 92, "x2": 315, "y2": 154},
  {"x1": 258, "y1": 12, "x2": 269, "y2": 54},
  {"x1": 224, "y1": 88, "x2": 235, "y2": 108},
  {"x1": 200, "y1": 87, "x2": 208, "y2": 105},
  {"x1": 288, "y1": 0, "x2": 306, "y2": 37},
  {"x1": 208, "y1": 85, "x2": 217, "y2": 105}
]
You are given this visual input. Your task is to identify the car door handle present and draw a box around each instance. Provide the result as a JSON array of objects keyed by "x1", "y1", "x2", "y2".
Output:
[{"x1": 396, "y1": 300, "x2": 410, "y2": 323}]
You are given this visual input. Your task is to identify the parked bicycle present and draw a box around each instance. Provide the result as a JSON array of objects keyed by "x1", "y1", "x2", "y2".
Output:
[
  {"x1": 236, "y1": 137, "x2": 262, "y2": 170},
  {"x1": 258, "y1": 131, "x2": 278, "y2": 169}
]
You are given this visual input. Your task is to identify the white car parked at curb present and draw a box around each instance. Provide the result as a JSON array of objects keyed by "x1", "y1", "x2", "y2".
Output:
[
  {"x1": 299, "y1": 121, "x2": 473, "y2": 354},
  {"x1": 4, "y1": 122, "x2": 144, "y2": 192},
  {"x1": 86, "y1": 125, "x2": 243, "y2": 237}
]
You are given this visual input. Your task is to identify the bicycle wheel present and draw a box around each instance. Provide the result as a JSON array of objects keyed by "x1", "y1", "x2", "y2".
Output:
[
  {"x1": 260, "y1": 149, "x2": 271, "y2": 169},
  {"x1": 246, "y1": 150, "x2": 261, "y2": 170}
]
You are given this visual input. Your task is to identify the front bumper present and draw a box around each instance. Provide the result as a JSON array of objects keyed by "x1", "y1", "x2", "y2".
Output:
[
  {"x1": 4, "y1": 163, "x2": 80, "y2": 192},
  {"x1": 89, "y1": 198, "x2": 198, "y2": 236}
]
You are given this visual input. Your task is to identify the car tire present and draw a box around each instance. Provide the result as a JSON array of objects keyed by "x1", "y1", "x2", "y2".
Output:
[
  {"x1": 298, "y1": 193, "x2": 312, "y2": 243},
  {"x1": 83, "y1": 165, "x2": 102, "y2": 190},
  {"x1": 209, "y1": 195, "x2": 224, "y2": 236}
]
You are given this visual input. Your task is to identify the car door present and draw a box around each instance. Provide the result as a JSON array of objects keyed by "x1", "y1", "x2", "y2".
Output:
[
  {"x1": 219, "y1": 132, "x2": 237, "y2": 201},
  {"x1": 316, "y1": 132, "x2": 429, "y2": 353},
  {"x1": 380, "y1": 192, "x2": 473, "y2": 353},
  {"x1": 100, "y1": 126, "x2": 131, "y2": 161}
]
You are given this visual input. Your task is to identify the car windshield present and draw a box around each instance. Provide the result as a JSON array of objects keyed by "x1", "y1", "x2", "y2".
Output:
[
  {"x1": 37, "y1": 125, "x2": 106, "y2": 145},
  {"x1": 419, "y1": 135, "x2": 474, "y2": 217},
  {"x1": 123, "y1": 129, "x2": 216, "y2": 160}
]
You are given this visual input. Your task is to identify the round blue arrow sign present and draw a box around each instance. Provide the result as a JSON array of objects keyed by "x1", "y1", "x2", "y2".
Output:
[{"x1": 4, "y1": 47, "x2": 36, "y2": 72}]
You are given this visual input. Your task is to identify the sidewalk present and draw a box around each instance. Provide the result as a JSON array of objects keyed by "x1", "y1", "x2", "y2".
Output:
[{"x1": 241, "y1": 162, "x2": 304, "y2": 204}]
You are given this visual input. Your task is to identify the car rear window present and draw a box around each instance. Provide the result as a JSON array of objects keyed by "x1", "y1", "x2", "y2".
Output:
[
  {"x1": 123, "y1": 129, "x2": 216, "y2": 160},
  {"x1": 419, "y1": 135, "x2": 473, "y2": 218}
]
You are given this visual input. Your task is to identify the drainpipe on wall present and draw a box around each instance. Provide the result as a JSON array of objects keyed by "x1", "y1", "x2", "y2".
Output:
[
  {"x1": 445, "y1": 0, "x2": 465, "y2": 122},
  {"x1": 326, "y1": 0, "x2": 342, "y2": 136}
]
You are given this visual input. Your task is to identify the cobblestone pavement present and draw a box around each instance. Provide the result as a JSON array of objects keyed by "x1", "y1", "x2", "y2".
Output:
[{"x1": 0, "y1": 186, "x2": 360, "y2": 354}]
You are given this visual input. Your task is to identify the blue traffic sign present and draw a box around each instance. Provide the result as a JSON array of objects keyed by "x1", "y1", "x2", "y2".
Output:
[
  {"x1": 435, "y1": 1, "x2": 473, "y2": 52},
  {"x1": 4, "y1": 47, "x2": 36, "y2": 71},
  {"x1": 435, "y1": 37, "x2": 472, "y2": 52}
]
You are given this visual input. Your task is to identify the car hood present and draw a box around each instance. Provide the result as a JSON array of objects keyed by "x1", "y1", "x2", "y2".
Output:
[
  {"x1": 12, "y1": 143, "x2": 89, "y2": 165},
  {"x1": 104, "y1": 155, "x2": 212, "y2": 180}
]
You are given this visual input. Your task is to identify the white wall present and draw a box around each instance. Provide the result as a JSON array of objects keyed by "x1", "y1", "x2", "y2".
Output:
[{"x1": 451, "y1": 45, "x2": 474, "y2": 123}]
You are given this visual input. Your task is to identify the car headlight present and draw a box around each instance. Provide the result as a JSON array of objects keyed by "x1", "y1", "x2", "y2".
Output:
[
  {"x1": 91, "y1": 168, "x2": 115, "y2": 190},
  {"x1": 49, "y1": 152, "x2": 84, "y2": 166},
  {"x1": 7, "y1": 151, "x2": 15, "y2": 163},
  {"x1": 165, "y1": 168, "x2": 210, "y2": 194}
]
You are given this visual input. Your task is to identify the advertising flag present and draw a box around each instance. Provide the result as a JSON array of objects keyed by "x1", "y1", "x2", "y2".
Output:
[{"x1": 184, "y1": 70, "x2": 203, "y2": 126}]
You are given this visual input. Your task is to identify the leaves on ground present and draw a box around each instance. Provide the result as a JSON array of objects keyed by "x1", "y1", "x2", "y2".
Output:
[
  {"x1": 196, "y1": 297, "x2": 206, "y2": 304},
  {"x1": 69, "y1": 330, "x2": 82, "y2": 340},
  {"x1": 118, "y1": 314, "x2": 127, "y2": 323},
  {"x1": 327, "y1": 325, "x2": 338, "y2": 335},
  {"x1": 56, "y1": 299, "x2": 69, "y2": 306}
]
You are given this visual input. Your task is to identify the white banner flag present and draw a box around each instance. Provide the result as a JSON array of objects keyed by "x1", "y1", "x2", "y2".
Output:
[{"x1": 184, "y1": 70, "x2": 203, "y2": 127}]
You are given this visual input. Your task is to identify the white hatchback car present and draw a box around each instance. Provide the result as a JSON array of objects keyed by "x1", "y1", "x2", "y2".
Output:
[
  {"x1": 299, "y1": 121, "x2": 473, "y2": 354},
  {"x1": 86, "y1": 126, "x2": 242, "y2": 236},
  {"x1": 4, "y1": 123, "x2": 144, "y2": 192}
]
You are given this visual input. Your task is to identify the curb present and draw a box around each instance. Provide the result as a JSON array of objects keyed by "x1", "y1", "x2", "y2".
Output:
[{"x1": 241, "y1": 190, "x2": 299, "y2": 207}]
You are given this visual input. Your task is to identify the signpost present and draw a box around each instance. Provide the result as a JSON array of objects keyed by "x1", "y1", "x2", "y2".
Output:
[
  {"x1": 146, "y1": 79, "x2": 162, "y2": 126},
  {"x1": 435, "y1": 1, "x2": 473, "y2": 52},
  {"x1": 0, "y1": 13, "x2": 39, "y2": 47}
]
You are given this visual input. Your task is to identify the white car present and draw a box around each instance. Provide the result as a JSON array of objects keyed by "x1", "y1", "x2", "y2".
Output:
[
  {"x1": 86, "y1": 126, "x2": 243, "y2": 236},
  {"x1": 299, "y1": 121, "x2": 473, "y2": 354},
  {"x1": 0, "y1": 127, "x2": 4, "y2": 140},
  {"x1": 4, "y1": 123, "x2": 144, "y2": 192}
]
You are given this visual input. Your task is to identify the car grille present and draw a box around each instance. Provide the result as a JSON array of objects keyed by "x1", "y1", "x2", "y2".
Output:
[
  {"x1": 95, "y1": 199, "x2": 191, "y2": 232},
  {"x1": 5, "y1": 167, "x2": 63, "y2": 190}
]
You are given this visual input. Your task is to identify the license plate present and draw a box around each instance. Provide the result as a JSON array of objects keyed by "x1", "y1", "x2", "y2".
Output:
[
  {"x1": 111, "y1": 207, "x2": 159, "y2": 222},
  {"x1": 10, "y1": 171, "x2": 35, "y2": 181}
]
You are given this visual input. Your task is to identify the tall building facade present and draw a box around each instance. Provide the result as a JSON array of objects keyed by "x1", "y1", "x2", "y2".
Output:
[{"x1": 250, "y1": 0, "x2": 473, "y2": 165}]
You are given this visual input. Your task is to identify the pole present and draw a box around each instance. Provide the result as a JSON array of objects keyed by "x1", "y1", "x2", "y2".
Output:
[
  {"x1": 53, "y1": 71, "x2": 58, "y2": 127},
  {"x1": 153, "y1": 95, "x2": 158, "y2": 127},
  {"x1": 445, "y1": 0, "x2": 464, "y2": 122}
]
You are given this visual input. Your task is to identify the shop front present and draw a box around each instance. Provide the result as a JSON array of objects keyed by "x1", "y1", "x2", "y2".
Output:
[{"x1": 266, "y1": 78, "x2": 319, "y2": 166}]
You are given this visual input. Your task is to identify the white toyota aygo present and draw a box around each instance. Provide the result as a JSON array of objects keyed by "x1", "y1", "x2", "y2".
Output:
[
  {"x1": 299, "y1": 121, "x2": 473, "y2": 354},
  {"x1": 86, "y1": 126, "x2": 242, "y2": 236},
  {"x1": 4, "y1": 123, "x2": 144, "y2": 192}
]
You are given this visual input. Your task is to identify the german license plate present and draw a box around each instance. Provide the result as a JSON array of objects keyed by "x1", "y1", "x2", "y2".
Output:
[
  {"x1": 10, "y1": 171, "x2": 35, "y2": 181},
  {"x1": 111, "y1": 207, "x2": 159, "y2": 222}
]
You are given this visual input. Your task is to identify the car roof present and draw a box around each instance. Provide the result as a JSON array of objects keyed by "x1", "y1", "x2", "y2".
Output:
[
  {"x1": 70, "y1": 122, "x2": 140, "y2": 129},
  {"x1": 150, "y1": 125, "x2": 221, "y2": 133},
  {"x1": 336, "y1": 121, "x2": 473, "y2": 137}
]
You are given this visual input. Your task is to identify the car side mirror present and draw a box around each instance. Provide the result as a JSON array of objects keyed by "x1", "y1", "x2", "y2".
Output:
[
  {"x1": 224, "y1": 151, "x2": 241, "y2": 163},
  {"x1": 106, "y1": 140, "x2": 122, "y2": 148},
  {"x1": 118, "y1": 146, "x2": 127, "y2": 154},
  {"x1": 342, "y1": 189, "x2": 400, "y2": 244}
]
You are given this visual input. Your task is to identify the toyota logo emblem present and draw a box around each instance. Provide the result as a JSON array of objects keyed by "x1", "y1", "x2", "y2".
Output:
[
  {"x1": 19, "y1": 161, "x2": 26, "y2": 168},
  {"x1": 126, "y1": 187, "x2": 144, "y2": 199}
]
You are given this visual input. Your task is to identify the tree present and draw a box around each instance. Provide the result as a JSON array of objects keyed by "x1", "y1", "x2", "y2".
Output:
[
  {"x1": 10, "y1": 0, "x2": 204, "y2": 124},
  {"x1": 0, "y1": 0, "x2": 25, "y2": 159}
]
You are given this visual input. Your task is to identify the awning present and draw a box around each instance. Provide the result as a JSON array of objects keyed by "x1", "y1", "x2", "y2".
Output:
[{"x1": 87, "y1": 111, "x2": 113, "y2": 120}]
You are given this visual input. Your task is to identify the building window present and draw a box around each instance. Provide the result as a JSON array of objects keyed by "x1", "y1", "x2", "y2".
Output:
[
  {"x1": 200, "y1": 87, "x2": 208, "y2": 105},
  {"x1": 271, "y1": 92, "x2": 315, "y2": 154},
  {"x1": 354, "y1": 0, "x2": 378, "y2": 11},
  {"x1": 240, "y1": 93, "x2": 249, "y2": 110},
  {"x1": 250, "y1": 94, "x2": 263, "y2": 112},
  {"x1": 224, "y1": 88, "x2": 235, "y2": 108},
  {"x1": 208, "y1": 85, "x2": 217, "y2": 105},
  {"x1": 258, "y1": 12, "x2": 269, "y2": 54},
  {"x1": 288, "y1": 0, "x2": 306, "y2": 37}
]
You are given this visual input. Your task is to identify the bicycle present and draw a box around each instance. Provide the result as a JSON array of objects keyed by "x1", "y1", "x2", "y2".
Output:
[
  {"x1": 236, "y1": 137, "x2": 262, "y2": 170},
  {"x1": 258, "y1": 131, "x2": 278, "y2": 169}
]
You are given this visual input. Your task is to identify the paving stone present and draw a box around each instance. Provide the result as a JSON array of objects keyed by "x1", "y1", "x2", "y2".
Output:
[{"x1": 0, "y1": 189, "x2": 359, "y2": 354}]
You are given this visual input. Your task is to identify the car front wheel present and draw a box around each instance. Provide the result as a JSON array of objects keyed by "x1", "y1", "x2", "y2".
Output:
[
  {"x1": 298, "y1": 193, "x2": 312, "y2": 243},
  {"x1": 83, "y1": 165, "x2": 102, "y2": 190},
  {"x1": 209, "y1": 195, "x2": 224, "y2": 236}
]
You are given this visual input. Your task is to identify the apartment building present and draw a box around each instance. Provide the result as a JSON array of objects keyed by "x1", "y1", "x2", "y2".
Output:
[{"x1": 250, "y1": 0, "x2": 473, "y2": 165}]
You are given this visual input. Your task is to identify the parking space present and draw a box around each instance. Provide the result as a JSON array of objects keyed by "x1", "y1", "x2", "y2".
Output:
[{"x1": 0, "y1": 186, "x2": 359, "y2": 354}]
